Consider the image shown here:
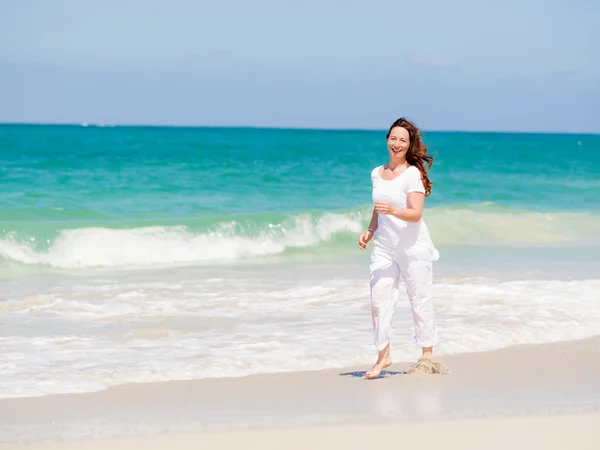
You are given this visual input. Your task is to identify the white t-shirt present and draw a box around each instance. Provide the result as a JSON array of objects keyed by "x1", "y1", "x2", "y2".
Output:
[{"x1": 371, "y1": 165, "x2": 438, "y2": 260}]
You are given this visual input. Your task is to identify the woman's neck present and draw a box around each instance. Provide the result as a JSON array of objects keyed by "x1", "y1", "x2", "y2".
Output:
[{"x1": 386, "y1": 159, "x2": 409, "y2": 171}]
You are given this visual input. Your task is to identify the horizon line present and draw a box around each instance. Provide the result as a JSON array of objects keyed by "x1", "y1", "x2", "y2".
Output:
[{"x1": 0, "y1": 121, "x2": 598, "y2": 136}]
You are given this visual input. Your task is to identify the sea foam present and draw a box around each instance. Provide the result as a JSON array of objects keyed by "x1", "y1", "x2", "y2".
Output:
[{"x1": 1, "y1": 206, "x2": 598, "y2": 269}]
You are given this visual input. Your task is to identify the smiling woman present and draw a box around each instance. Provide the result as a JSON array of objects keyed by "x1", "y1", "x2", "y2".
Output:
[{"x1": 357, "y1": 117, "x2": 441, "y2": 379}]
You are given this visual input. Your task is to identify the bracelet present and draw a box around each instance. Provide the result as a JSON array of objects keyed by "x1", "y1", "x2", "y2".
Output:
[{"x1": 366, "y1": 228, "x2": 376, "y2": 233}]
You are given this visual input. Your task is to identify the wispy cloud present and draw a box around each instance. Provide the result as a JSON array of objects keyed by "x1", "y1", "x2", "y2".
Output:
[
  {"x1": 544, "y1": 69, "x2": 580, "y2": 81},
  {"x1": 405, "y1": 53, "x2": 456, "y2": 69}
]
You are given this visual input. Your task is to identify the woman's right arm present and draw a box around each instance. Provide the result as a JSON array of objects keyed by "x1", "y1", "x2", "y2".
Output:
[
  {"x1": 368, "y1": 208, "x2": 378, "y2": 233},
  {"x1": 358, "y1": 208, "x2": 378, "y2": 249}
]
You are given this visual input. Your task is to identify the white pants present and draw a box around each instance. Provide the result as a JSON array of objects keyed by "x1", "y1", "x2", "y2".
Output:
[{"x1": 369, "y1": 246, "x2": 438, "y2": 351}]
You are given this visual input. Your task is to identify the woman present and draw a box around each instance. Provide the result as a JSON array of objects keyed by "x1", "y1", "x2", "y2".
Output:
[{"x1": 358, "y1": 117, "x2": 440, "y2": 379}]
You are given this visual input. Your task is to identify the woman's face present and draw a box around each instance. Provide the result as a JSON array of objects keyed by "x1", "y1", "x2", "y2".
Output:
[{"x1": 387, "y1": 126, "x2": 410, "y2": 161}]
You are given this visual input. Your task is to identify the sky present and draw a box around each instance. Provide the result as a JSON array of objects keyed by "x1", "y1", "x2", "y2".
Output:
[{"x1": 0, "y1": 0, "x2": 599, "y2": 132}]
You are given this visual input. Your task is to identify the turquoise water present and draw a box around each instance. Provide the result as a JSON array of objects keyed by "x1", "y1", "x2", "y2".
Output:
[
  {"x1": 1, "y1": 124, "x2": 599, "y2": 268},
  {"x1": 2, "y1": 124, "x2": 600, "y2": 399}
]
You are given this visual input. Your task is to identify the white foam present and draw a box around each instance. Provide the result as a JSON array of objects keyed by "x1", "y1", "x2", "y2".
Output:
[
  {"x1": 1, "y1": 274, "x2": 599, "y2": 399},
  {"x1": 1, "y1": 207, "x2": 599, "y2": 269},
  {"x1": 0, "y1": 212, "x2": 364, "y2": 269},
  {"x1": 0, "y1": 227, "x2": 283, "y2": 268}
]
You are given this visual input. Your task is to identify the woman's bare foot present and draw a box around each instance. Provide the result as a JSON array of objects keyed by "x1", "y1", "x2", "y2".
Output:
[
  {"x1": 365, "y1": 344, "x2": 392, "y2": 379},
  {"x1": 365, "y1": 356, "x2": 392, "y2": 379},
  {"x1": 422, "y1": 346, "x2": 433, "y2": 359}
]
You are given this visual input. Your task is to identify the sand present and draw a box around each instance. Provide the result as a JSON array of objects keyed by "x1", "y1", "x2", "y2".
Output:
[
  {"x1": 2, "y1": 336, "x2": 600, "y2": 449},
  {"x1": 4, "y1": 414, "x2": 599, "y2": 450}
]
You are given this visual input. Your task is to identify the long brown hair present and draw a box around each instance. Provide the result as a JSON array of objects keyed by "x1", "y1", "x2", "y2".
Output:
[{"x1": 386, "y1": 117, "x2": 434, "y2": 197}]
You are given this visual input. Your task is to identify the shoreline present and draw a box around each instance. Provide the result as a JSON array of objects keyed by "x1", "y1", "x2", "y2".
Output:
[
  {"x1": 4, "y1": 332, "x2": 600, "y2": 401},
  {"x1": 3, "y1": 335, "x2": 600, "y2": 447}
]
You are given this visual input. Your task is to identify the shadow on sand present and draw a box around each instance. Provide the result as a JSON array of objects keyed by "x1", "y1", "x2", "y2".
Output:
[{"x1": 338, "y1": 370, "x2": 407, "y2": 379}]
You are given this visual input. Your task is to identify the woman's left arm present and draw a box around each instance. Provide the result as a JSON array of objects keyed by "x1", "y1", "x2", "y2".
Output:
[{"x1": 374, "y1": 192, "x2": 424, "y2": 222}]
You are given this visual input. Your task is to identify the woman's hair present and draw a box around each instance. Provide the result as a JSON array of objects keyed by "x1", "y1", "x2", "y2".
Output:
[{"x1": 386, "y1": 117, "x2": 434, "y2": 197}]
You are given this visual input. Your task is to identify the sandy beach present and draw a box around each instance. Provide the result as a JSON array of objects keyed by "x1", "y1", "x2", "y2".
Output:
[
  {"x1": 4, "y1": 414, "x2": 599, "y2": 450},
  {"x1": 3, "y1": 336, "x2": 600, "y2": 449}
]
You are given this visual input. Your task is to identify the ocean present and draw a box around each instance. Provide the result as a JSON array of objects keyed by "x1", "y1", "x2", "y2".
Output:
[{"x1": 1, "y1": 124, "x2": 599, "y2": 399}]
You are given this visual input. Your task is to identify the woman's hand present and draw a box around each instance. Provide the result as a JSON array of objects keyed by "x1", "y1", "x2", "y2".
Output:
[
  {"x1": 374, "y1": 200, "x2": 398, "y2": 215},
  {"x1": 358, "y1": 229, "x2": 374, "y2": 249}
]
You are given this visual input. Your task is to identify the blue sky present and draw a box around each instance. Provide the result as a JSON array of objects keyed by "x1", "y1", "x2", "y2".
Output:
[{"x1": 1, "y1": 0, "x2": 598, "y2": 132}]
